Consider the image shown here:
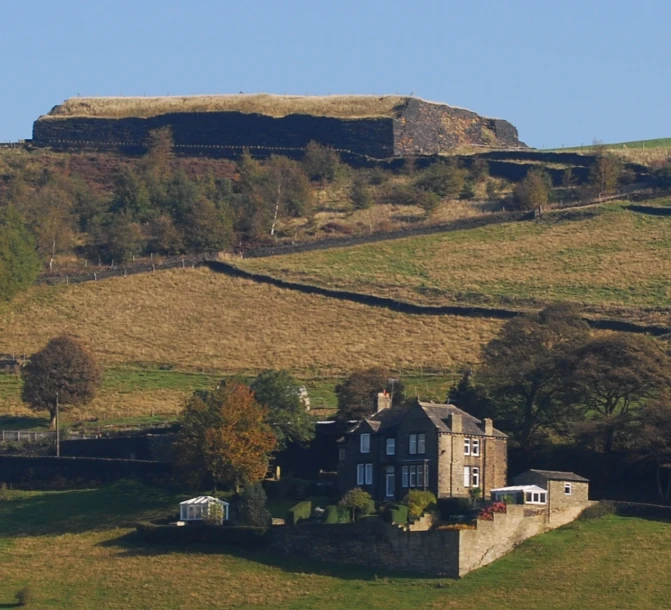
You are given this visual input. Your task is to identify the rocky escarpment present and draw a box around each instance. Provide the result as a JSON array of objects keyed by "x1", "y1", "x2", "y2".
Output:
[{"x1": 32, "y1": 94, "x2": 525, "y2": 158}]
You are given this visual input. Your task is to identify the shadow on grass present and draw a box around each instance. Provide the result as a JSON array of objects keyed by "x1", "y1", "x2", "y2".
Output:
[
  {"x1": 0, "y1": 415, "x2": 50, "y2": 430},
  {"x1": 0, "y1": 481, "x2": 182, "y2": 538},
  {"x1": 98, "y1": 530, "x2": 435, "y2": 581}
]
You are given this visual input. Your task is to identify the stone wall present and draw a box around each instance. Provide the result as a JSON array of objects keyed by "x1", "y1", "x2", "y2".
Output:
[{"x1": 269, "y1": 503, "x2": 587, "y2": 578}]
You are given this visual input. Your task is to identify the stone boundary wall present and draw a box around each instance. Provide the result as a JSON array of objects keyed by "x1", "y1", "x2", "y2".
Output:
[{"x1": 269, "y1": 504, "x2": 584, "y2": 577}]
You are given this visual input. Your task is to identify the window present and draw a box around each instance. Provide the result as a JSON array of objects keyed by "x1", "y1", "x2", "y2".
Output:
[
  {"x1": 464, "y1": 438, "x2": 471, "y2": 456},
  {"x1": 564, "y1": 483, "x2": 572, "y2": 495},
  {"x1": 417, "y1": 465, "x2": 424, "y2": 489},
  {"x1": 365, "y1": 463, "x2": 373, "y2": 485},
  {"x1": 385, "y1": 466, "x2": 395, "y2": 497},
  {"x1": 409, "y1": 465, "x2": 417, "y2": 487},
  {"x1": 386, "y1": 438, "x2": 396, "y2": 456},
  {"x1": 409, "y1": 434, "x2": 417, "y2": 455},
  {"x1": 463, "y1": 466, "x2": 471, "y2": 488},
  {"x1": 417, "y1": 433, "x2": 426, "y2": 454},
  {"x1": 360, "y1": 433, "x2": 370, "y2": 454},
  {"x1": 338, "y1": 447, "x2": 346, "y2": 462},
  {"x1": 357, "y1": 464, "x2": 373, "y2": 485},
  {"x1": 526, "y1": 491, "x2": 547, "y2": 505},
  {"x1": 402, "y1": 466, "x2": 409, "y2": 488},
  {"x1": 471, "y1": 467, "x2": 480, "y2": 488},
  {"x1": 472, "y1": 438, "x2": 480, "y2": 457}
]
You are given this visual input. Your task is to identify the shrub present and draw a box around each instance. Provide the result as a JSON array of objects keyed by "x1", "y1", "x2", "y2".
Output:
[
  {"x1": 478, "y1": 502, "x2": 506, "y2": 521},
  {"x1": 414, "y1": 160, "x2": 467, "y2": 198},
  {"x1": 16, "y1": 585, "x2": 31, "y2": 607},
  {"x1": 338, "y1": 487, "x2": 373, "y2": 521},
  {"x1": 438, "y1": 497, "x2": 472, "y2": 520},
  {"x1": 324, "y1": 504, "x2": 350, "y2": 524},
  {"x1": 402, "y1": 490, "x2": 437, "y2": 518},
  {"x1": 350, "y1": 175, "x2": 373, "y2": 210},
  {"x1": 287, "y1": 500, "x2": 312, "y2": 525},
  {"x1": 238, "y1": 482, "x2": 271, "y2": 527},
  {"x1": 302, "y1": 141, "x2": 345, "y2": 183},
  {"x1": 383, "y1": 503, "x2": 409, "y2": 525}
]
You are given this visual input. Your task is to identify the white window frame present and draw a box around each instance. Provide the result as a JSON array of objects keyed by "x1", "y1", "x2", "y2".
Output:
[
  {"x1": 526, "y1": 491, "x2": 547, "y2": 505},
  {"x1": 360, "y1": 433, "x2": 370, "y2": 454},
  {"x1": 357, "y1": 464, "x2": 365, "y2": 485},
  {"x1": 417, "y1": 433, "x2": 426, "y2": 455},
  {"x1": 402, "y1": 466, "x2": 409, "y2": 488},
  {"x1": 365, "y1": 463, "x2": 373, "y2": 485},
  {"x1": 464, "y1": 438, "x2": 471, "y2": 456},
  {"x1": 472, "y1": 438, "x2": 480, "y2": 457},
  {"x1": 385, "y1": 466, "x2": 395, "y2": 497},
  {"x1": 409, "y1": 434, "x2": 417, "y2": 455},
  {"x1": 564, "y1": 482, "x2": 572, "y2": 495},
  {"x1": 463, "y1": 466, "x2": 471, "y2": 488},
  {"x1": 386, "y1": 438, "x2": 396, "y2": 456},
  {"x1": 409, "y1": 465, "x2": 417, "y2": 487},
  {"x1": 471, "y1": 466, "x2": 480, "y2": 488}
]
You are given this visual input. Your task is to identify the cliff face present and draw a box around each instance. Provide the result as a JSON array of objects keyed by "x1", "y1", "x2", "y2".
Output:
[{"x1": 32, "y1": 96, "x2": 525, "y2": 158}]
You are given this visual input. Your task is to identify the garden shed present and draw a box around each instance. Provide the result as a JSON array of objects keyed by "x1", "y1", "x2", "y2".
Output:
[{"x1": 179, "y1": 496, "x2": 229, "y2": 524}]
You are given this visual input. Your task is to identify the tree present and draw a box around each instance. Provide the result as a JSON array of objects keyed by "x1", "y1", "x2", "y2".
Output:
[
  {"x1": 560, "y1": 334, "x2": 671, "y2": 453},
  {"x1": 237, "y1": 481, "x2": 271, "y2": 526},
  {"x1": 414, "y1": 160, "x2": 467, "y2": 198},
  {"x1": 0, "y1": 209, "x2": 41, "y2": 301},
  {"x1": 338, "y1": 487, "x2": 373, "y2": 521},
  {"x1": 589, "y1": 151, "x2": 623, "y2": 197},
  {"x1": 302, "y1": 141, "x2": 344, "y2": 183},
  {"x1": 21, "y1": 335, "x2": 102, "y2": 428},
  {"x1": 478, "y1": 304, "x2": 589, "y2": 453},
  {"x1": 263, "y1": 156, "x2": 313, "y2": 236},
  {"x1": 350, "y1": 174, "x2": 373, "y2": 210},
  {"x1": 512, "y1": 169, "x2": 551, "y2": 211},
  {"x1": 250, "y1": 370, "x2": 315, "y2": 451},
  {"x1": 144, "y1": 126, "x2": 174, "y2": 176},
  {"x1": 174, "y1": 381, "x2": 277, "y2": 489},
  {"x1": 336, "y1": 367, "x2": 405, "y2": 421}
]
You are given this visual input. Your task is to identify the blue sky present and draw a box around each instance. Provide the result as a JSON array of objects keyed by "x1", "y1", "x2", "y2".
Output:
[{"x1": 1, "y1": 0, "x2": 668, "y2": 147}]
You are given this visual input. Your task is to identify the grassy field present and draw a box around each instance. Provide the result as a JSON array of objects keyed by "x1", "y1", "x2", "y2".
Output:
[
  {"x1": 0, "y1": 483, "x2": 669, "y2": 609},
  {"x1": 239, "y1": 204, "x2": 671, "y2": 325}
]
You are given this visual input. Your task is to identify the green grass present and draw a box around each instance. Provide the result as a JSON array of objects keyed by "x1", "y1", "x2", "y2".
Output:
[
  {"x1": 559, "y1": 137, "x2": 671, "y2": 150},
  {"x1": 239, "y1": 204, "x2": 671, "y2": 324},
  {"x1": 0, "y1": 484, "x2": 669, "y2": 609}
]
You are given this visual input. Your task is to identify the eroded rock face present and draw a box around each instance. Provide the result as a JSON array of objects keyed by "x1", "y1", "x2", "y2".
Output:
[{"x1": 32, "y1": 96, "x2": 525, "y2": 158}]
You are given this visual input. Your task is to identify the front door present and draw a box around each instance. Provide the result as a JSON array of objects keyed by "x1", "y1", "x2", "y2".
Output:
[{"x1": 385, "y1": 467, "x2": 395, "y2": 498}]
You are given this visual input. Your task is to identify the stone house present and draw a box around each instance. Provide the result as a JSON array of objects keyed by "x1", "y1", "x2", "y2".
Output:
[
  {"x1": 512, "y1": 469, "x2": 590, "y2": 513},
  {"x1": 337, "y1": 396, "x2": 507, "y2": 502}
]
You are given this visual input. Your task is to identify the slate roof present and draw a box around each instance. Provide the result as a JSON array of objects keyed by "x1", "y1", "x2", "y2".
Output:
[
  {"x1": 346, "y1": 400, "x2": 507, "y2": 438},
  {"x1": 525, "y1": 469, "x2": 589, "y2": 483}
]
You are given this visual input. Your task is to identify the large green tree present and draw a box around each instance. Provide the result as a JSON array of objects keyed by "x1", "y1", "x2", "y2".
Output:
[
  {"x1": 21, "y1": 335, "x2": 102, "y2": 428},
  {"x1": 512, "y1": 169, "x2": 551, "y2": 211},
  {"x1": 478, "y1": 304, "x2": 589, "y2": 453},
  {"x1": 0, "y1": 209, "x2": 41, "y2": 300},
  {"x1": 250, "y1": 370, "x2": 315, "y2": 451}
]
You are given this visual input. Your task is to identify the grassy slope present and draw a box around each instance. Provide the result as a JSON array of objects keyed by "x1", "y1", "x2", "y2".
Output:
[
  {"x1": 0, "y1": 485, "x2": 669, "y2": 609},
  {"x1": 239, "y1": 204, "x2": 671, "y2": 324}
]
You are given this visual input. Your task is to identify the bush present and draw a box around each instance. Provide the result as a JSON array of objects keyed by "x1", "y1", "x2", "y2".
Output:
[
  {"x1": 414, "y1": 161, "x2": 467, "y2": 198},
  {"x1": 287, "y1": 500, "x2": 312, "y2": 525},
  {"x1": 402, "y1": 490, "x2": 437, "y2": 518},
  {"x1": 438, "y1": 497, "x2": 472, "y2": 520},
  {"x1": 338, "y1": 487, "x2": 373, "y2": 521},
  {"x1": 383, "y1": 503, "x2": 409, "y2": 525},
  {"x1": 238, "y1": 482, "x2": 271, "y2": 527},
  {"x1": 324, "y1": 504, "x2": 350, "y2": 524},
  {"x1": 16, "y1": 585, "x2": 31, "y2": 607}
]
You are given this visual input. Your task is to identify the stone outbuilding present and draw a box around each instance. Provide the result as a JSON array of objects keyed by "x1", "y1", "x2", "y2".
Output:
[{"x1": 512, "y1": 469, "x2": 589, "y2": 514}]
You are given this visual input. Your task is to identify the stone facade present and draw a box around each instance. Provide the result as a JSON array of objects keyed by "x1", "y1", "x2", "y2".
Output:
[
  {"x1": 338, "y1": 400, "x2": 507, "y2": 502},
  {"x1": 32, "y1": 97, "x2": 524, "y2": 158}
]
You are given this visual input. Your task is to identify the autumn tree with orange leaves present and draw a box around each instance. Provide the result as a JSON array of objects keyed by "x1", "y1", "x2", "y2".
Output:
[{"x1": 175, "y1": 381, "x2": 277, "y2": 490}]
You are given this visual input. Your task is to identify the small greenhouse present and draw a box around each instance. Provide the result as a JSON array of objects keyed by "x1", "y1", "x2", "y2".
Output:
[
  {"x1": 490, "y1": 485, "x2": 548, "y2": 506},
  {"x1": 179, "y1": 496, "x2": 229, "y2": 524}
]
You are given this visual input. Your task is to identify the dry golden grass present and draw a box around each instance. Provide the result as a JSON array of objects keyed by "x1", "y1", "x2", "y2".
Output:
[
  {"x1": 608, "y1": 146, "x2": 671, "y2": 165},
  {"x1": 241, "y1": 205, "x2": 671, "y2": 324},
  {"x1": 0, "y1": 268, "x2": 501, "y2": 376},
  {"x1": 44, "y1": 94, "x2": 415, "y2": 120}
]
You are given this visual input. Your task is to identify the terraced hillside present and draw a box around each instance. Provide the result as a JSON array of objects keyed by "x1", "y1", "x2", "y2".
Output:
[
  {"x1": 239, "y1": 203, "x2": 671, "y2": 326},
  {"x1": 1, "y1": 484, "x2": 670, "y2": 609}
]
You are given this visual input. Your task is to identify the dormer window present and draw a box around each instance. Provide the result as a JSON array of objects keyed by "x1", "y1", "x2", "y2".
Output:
[{"x1": 360, "y1": 433, "x2": 371, "y2": 453}]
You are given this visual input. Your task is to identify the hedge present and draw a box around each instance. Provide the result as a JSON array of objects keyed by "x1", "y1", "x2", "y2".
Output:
[
  {"x1": 384, "y1": 503, "x2": 409, "y2": 525},
  {"x1": 287, "y1": 500, "x2": 312, "y2": 525},
  {"x1": 135, "y1": 522, "x2": 269, "y2": 548},
  {"x1": 324, "y1": 505, "x2": 350, "y2": 524}
]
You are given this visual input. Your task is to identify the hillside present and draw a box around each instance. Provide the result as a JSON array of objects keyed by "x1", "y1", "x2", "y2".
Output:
[
  {"x1": 239, "y1": 203, "x2": 671, "y2": 326},
  {"x1": 1, "y1": 484, "x2": 670, "y2": 609}
]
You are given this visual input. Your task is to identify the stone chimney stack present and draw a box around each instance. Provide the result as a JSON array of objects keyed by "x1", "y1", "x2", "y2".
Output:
[
  {"x1": 451, "y1": 412, "x2": 463, "y2": 434},
  {"x1": 483, "y1": 418, "x2": 494, "y2": 436},
  {"x1": 375, "y1": 391, "x2": 392, "y2": 413}
]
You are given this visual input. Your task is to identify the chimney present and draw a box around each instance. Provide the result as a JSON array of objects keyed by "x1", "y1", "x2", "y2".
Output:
[
  {"x1": 375, "y1": 391, "x2": 391, "y2": 413},
  {"x1": 483, "y1": 418, "x2": 494, "y2": 436},
  {"x1": 451, "y1": 412, "x2": 463, "y2": 434}
]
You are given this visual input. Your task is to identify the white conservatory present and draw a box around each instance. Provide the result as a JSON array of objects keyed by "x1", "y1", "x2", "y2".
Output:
[
  {"x1": 179, "y1": 496, "x2": 229, "y2": 524},
  {"x1": 490, "y1": 485, "x2": 548, "y2": 505}
]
